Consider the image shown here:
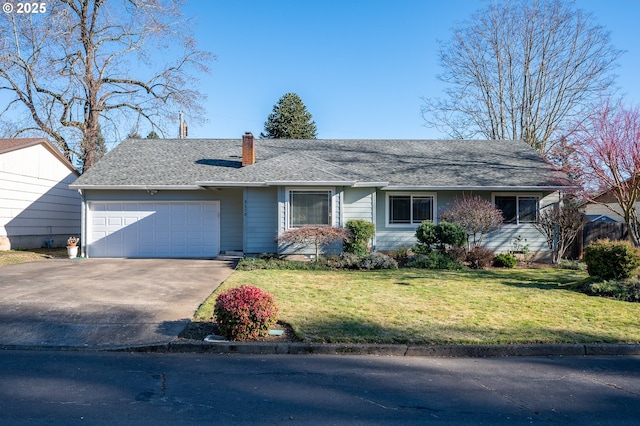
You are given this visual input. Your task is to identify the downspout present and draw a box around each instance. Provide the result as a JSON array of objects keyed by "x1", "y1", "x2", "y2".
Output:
[{"x1": 78, "y1": 189, "x2": 87, "y2": 258}]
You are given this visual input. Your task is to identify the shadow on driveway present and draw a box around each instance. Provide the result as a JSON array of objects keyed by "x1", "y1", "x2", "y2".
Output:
[{"x1": 0, "y1": 258, "x2": 235, "y2": 349}]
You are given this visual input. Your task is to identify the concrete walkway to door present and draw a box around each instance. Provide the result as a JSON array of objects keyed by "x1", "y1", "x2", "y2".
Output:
[{"x1": 0, "y1": 258, "x2": 235, "y2": 349}]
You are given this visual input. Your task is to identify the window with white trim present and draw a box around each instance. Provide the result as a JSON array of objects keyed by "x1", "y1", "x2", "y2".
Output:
[
  {"x1": 388, "y1": 194, "x2": 434, "y2": 225},
  {"x1": 289, "y1": 190, "x2": 332, "y2": 227},
  {"x1": 494, "y1": 195, "x2": 539, "y2": 224}
]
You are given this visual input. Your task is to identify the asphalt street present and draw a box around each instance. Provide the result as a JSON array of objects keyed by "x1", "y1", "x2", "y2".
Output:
[{"x1": 1, "y1": 351, "x2": 639, "y2": 424}]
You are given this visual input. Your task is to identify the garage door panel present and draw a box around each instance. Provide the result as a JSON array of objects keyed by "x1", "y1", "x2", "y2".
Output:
[{"x1": 88, "y1": 202, "x2": 220, "y2": 258}]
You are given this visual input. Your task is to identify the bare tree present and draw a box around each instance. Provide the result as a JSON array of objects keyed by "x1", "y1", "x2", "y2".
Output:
[
  {"x1": 422, "y1": 0, "x2": 621, "y2": 155},
  {"x1": 0, "y1": 0, "x2": 212, "y2": 171},
  {"x1": 566, "y1": 97, "x2": 640, "y2": 246},
  {"x1": 534, "y1": 203, "x2": 585, "y2": 263},
  {"x1": 440, "y1": 195, "x2": 503, "y2": 248}
]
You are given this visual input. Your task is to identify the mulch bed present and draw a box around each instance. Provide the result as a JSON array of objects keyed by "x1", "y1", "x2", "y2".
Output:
[{"x1": 178, "y1": 320, "x2": 299, "y2": 343}]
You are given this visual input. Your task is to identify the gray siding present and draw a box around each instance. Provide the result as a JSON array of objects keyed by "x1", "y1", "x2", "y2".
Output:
[
  {"x1": 375, "y1": 190, "x2": 551, "y2": 253},
  {"x1": 342, "y1": 187, "x2": 374, "y2": 222},
  {"x1": 276, "y1": 186, "x2": 342, "y2": 255},
  {"x1": 244, "y1": 187, "x2": 278, "y2": 254},
  {"x1": 82, "y1": 189, "x2": 243, "y2": 253},
  {"x1": 482, "y1": 225, "x2": 548, "y2": 253}
]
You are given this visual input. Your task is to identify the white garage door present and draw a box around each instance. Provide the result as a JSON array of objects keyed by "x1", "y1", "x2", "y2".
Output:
[{"x1": 88, "y1": 202, "x2": 220, "y2": 258}]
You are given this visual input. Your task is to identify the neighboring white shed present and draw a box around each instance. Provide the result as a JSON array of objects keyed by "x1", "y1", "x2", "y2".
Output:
[{"x1": 0, "y1": 138, "x2": 81, "y2": 250}]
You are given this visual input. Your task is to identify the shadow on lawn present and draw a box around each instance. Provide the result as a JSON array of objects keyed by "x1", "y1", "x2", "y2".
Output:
[
  {"x1": 292, "y1": 317, "x2": 633, "y2": 345},
  {"x1": 467, "y1": 269, "x2": 586, "y2": 291},
  {"x1": 389, "y1": 268, "x2": 586, "y2": 291}
]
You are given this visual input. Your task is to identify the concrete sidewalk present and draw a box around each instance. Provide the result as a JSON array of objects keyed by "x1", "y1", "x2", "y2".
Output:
[{"x1": 0, "y1": 258, "x2": 235, "y2": 349}]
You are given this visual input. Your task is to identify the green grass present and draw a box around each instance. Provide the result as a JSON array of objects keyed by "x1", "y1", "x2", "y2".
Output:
[
  {"x1": 195, "y1": 268, "x2": 640, "y2": 345},
  {"x1": 0, "y1": 248, "x2": 68, "y2": 266}
]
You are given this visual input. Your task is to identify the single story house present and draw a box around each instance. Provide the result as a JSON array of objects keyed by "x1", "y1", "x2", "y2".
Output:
[
  {"x1": 581, "y1": 184, "x2": 638, "y2": 223},
  {"x1": 69, "y1": 133, "x2": 573, "y2": 258},
  {"x1": 0, "y1": 138, "x2": 81, "y2": 250}
]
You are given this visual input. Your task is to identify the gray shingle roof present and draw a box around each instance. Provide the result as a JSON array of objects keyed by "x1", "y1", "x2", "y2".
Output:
[{"x1": 70, "y1": 138, "x2": 573, "y2": 190}]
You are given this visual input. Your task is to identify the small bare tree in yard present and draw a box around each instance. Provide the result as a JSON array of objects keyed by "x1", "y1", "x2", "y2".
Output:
[
  {"x1": 534, "y1": 203, "x2": 585, "y2": 263},
  {"x1": 566, "y1": 97, "x2": 640, "y2": 247},
  {"x1": 440, "y1": 195, "x2": 503, "y2": 248},
  {"x1": 0, "y1": 0, "x2": 211, "y2": 172},
  {"x1": 422, "y1": 0, "x2": 621, "y2": 155},
  {"x1": 278, "y1": 226, "x2": 351, "y2": 261}
]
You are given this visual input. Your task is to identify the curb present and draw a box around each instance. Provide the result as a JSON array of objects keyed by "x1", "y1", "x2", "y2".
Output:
[
  {"x1": 3, "y1": 342, "x2": 640, "y2": 357},
  {"x1": 114, "y1": 342, "x2": 640, "y2": 357}
]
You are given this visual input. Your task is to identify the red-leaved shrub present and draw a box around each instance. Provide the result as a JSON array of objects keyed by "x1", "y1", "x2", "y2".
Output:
[
  {"x1": 214, "y1": 286, "x2": 279, "y2": 341},
  {"x1": 466, "y1": 246, "x2": 495, "y2": 269}
]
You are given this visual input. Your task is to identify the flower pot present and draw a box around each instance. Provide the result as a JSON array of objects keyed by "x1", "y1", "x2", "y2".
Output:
[{"x1": 67, "y1": 245, "x2": 78, "y2": 259}]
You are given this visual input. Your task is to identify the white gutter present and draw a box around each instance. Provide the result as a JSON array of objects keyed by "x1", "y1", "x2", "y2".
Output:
[
  {"x1": 264, "y1": 181, "x2": 356, "y2": 186},
  {"x1": 195, "y1": 181, "x2": 268, "y2": 187},
  {"x1": 68, "y1": 184, "x2": 204, "y2": 190},
  {"x1": 381, "y1": 185, "x2": 579, "y2": 191}
]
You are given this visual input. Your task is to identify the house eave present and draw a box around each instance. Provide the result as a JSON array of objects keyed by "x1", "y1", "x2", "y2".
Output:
[
  {"x1": 381, "y1": 185, "x2": 578, "y2": 191},
  {"x1": 197, "y1": 180, "x2": 388, "y2": 188},
  {"x1": 68, "y1": 184, "x2": 204, "y2": 191},
  {"x1": 196, "y1": 181, "x2": 268, "y2": 187},
  {"x1": 264, "y1": 181, "x2": 357, "y2": 186}
]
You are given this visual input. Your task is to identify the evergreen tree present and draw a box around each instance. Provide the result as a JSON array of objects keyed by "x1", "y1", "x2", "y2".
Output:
[
  {"x1": 260, "y1": 93, "x2": 317, "y2": 139},
  {"x1": 146, "y1": 130, "x2": 160, "y2": 139}
]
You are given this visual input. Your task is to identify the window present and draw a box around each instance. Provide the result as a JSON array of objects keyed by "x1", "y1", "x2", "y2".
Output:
[
  {"x1": 289, "y1": 190, "x2": 332, "y2": 227},
  {"x1": 388, "y1": 195, "x2": 433, "y2": 225},
  {"x1": 494, "y1": 195, "x2": 539, "y2": 224}
]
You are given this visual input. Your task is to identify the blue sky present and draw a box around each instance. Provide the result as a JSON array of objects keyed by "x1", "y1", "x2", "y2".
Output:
[{"x1": 182, "y1": 0, "x2": 640, "y2": 140}]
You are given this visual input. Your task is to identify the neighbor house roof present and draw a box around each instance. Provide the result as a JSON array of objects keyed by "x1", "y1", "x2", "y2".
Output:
[
  {"x1": 0, "y1": 138, "x2": 78, "y2": 174},
  {"x1": 70, "y1": 138, "x2": 574, "y2": 191}
]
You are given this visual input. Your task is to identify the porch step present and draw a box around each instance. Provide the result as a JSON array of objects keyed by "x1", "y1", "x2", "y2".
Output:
[{"x1": 216, "y1": 251, "x2": 244, "y2": 261}]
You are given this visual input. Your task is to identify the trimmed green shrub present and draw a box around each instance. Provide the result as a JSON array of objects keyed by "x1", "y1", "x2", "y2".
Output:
[
  {"x1": 557, "y1": 259, "x2": 587, "y2": 271},
  {"x1": 493, "y1": 253, "x2": 517, "y2": 268},
  {"x1": 344, "y1": 219, "x2": 375, "y2": 256},
  {"x1": 329, "y1": 252, "x2": 398, "y2": 270},
  {"x1": 467, "y1": 246, "x2": 495, "y2": 269},
  {"x1": 415, "y1": 221, "x2": 466, "y2": 252},
  {"x1": 359, "y1": 252, "x2": 398, "y2": 270},
  {"x1": 236, "y1": 257, "x2": 330, "y2": 271},
  {"x1": 581, "y1": 278, "x2": 640, "y2": 302},
  {"x1": 415, "y1": 221, "x2": 438, "y2": 252},
  {"x1": 334, "y1": 252, "x2": 362, "y2": 269},
  {"x1": 435, "y1": 221, "x2": 467, "y2": 249},
  {"x1": 407, "y1": 252, "x2": 462, "y2": 270},
  {"x1": 214, "y1": 286, "x2": 279, "y2": 341},
  {"x1": 583, "y1": 239, "x2": 640, "y2": 280}
]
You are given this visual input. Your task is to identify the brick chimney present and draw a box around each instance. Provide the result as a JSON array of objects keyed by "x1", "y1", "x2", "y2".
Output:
[{"x1": 242, "y1": 132, "x2": 255, "y2": 166}]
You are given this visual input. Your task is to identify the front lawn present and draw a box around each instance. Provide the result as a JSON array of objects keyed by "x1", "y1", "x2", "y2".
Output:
[
  {"x1": 194, "y1": 268, "x2": 640, "y2": 345},
  {"x1": 0, "y1": 248, "x2": 68, "y2": 266}
]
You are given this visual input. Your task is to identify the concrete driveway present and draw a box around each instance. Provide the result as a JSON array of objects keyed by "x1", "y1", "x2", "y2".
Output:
[{"x1": 0, "y1": 258, "x2": 236, "y2": 349}]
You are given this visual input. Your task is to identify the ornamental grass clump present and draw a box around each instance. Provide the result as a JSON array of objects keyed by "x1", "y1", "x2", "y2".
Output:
[{"x1": 214, "y1": 285, "x2": 279, "y2": 341}]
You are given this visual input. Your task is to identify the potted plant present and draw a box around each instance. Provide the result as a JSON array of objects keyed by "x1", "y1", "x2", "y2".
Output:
[{"x1": 67, "y1": 236, "x2": 79, "y2": 259}]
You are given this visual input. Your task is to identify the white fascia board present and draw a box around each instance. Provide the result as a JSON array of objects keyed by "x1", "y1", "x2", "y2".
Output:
[
  {"x1": 381, "y1": 185, "x2": 578, "y2": 191},
  {"x1": 196, "y1": 181, "x2": 268, "y2": 187},
  {"x1": 352, "y1": 182, "x2": 389, "y2": 187},
  {"x1": 68, "y1": 184, "x2": 204, "y2": 190},
  {"x1": 264, "y1": 181, "x2": 356, "y2": 186}
]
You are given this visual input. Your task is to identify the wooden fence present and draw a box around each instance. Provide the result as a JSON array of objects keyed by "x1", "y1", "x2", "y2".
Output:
[{"x1": 568, "y1": 222, "x2": 629, "y2": 259}]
